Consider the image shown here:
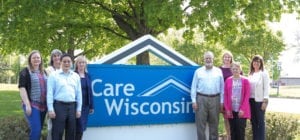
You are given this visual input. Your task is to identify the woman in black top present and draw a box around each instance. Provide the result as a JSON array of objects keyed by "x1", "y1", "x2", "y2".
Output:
[{"x1": 18, "y1": 50, "x2": 47, "y2": 140}]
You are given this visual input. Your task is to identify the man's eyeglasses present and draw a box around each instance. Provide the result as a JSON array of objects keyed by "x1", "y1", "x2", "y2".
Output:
[{"x1": 62, "y1": 60, "x2": 72, "y2": 64}]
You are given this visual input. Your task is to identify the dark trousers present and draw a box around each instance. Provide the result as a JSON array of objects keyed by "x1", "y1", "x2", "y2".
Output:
[
  {"x1": 52, "y1": 101, "x2": 76, "y2": 140},
  {"x1": 249, "y1": 98, "x2": 265, "y2": 140},
  {"x1": 76, "y1": 106, "x2": 89, "y2": 140},
  {"x1": 229, "y1": 112, "x2": 246, "y2": 140}
]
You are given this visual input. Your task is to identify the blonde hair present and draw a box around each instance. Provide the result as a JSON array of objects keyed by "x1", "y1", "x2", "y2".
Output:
[
  {"x1": 74, "y1": 55, "x2": 88, "y2": 72},
  {"x1": 222, "y1": 50, "x2": 233, "y2": 63},
  {"x1": 231, "y1": 61, "x2": 242, "y2": 71}
]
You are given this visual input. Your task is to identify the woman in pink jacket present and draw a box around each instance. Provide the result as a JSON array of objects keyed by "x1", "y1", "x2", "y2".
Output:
[{"x1": 224, "y1": 62, "x2": 251, "y2": 140}]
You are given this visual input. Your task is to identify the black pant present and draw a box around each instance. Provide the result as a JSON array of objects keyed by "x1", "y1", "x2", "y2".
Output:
[
  {"x1": 249, "y1": 99, "x2": 265, "y2": 140},
  {"x1": 52, "y1": 101, "x2": 76, "y2": 140},
  {"x1": 229, "y1": 111, "x2": 246, "y2": 140}
]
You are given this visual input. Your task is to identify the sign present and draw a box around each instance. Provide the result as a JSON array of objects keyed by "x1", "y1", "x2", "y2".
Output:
[{"x1": 87, "y1": 64, "x2": 198, "y2": 126}]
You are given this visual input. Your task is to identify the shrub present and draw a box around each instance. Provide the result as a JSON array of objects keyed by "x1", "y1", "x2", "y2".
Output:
[
  {"x1": 246, "y1": 112, "x2": 300, "y2": 140},
  {"x1": 0, "y1": 116, "x2": 29, "y2": 140},
  {"x1": 266, "y1": 113, "x2": 299, "y2": 140},
  {"x1": 0, "y1": 115, "x2": 48, "y2": 140}
]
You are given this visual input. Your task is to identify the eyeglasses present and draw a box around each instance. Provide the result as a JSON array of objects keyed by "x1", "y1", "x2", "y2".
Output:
[
  {"x1": 231, "y1": 68, "x2": 240, "y2": 71},
  {"x1": 62, "y1": 60, "x2": 72, "y2": 64}
]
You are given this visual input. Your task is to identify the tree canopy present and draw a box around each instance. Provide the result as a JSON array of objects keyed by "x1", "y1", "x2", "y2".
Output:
[{"x1": 0, "y1": 0, "x2": 297, "y2": 64}]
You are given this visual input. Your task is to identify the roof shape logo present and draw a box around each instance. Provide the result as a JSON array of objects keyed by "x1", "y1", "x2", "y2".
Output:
[
  {"x1": 138, "y1": 76, "x2": 190, "y2": 97},
  {"x1": 94, "y1": 34, "x2": 198, "y2": 66}
]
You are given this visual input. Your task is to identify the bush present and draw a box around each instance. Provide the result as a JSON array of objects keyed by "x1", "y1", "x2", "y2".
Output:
[
  {"x1": 0, "y1": 116, "x2": 29, "y2": 140},
  {"x1": 0, "y1": 115, "x2": 48, "y2": 140},
  {"x1": 246, "y1": 112, "x2": 300, "y2": 140},
  {"x1": 266, "y1": 113, "x2": 299, "y2": 140}
]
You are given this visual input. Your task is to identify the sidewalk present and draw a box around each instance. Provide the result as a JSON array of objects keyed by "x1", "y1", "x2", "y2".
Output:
[{"x1": 267, "y1": 98, "x2": 300, "y2": 114}]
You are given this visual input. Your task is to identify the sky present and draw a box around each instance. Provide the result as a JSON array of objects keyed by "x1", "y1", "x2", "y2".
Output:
[{"x1": 269, "y1": 13, "x2": 300, "y2": 77}]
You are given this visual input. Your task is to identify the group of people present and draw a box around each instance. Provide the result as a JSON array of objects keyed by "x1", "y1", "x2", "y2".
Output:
[
  {"x1": 18, "y1": 49, "x2": 269, "y2": 140},
  {"x1": 191, "y1": 51, "x2": 269, "y2": 140},
  {"x1": 18, "y1": 49, "x2": 94, "y2": 140}
]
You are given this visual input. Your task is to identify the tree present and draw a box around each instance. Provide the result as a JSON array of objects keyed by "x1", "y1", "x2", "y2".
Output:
[
  {"x1": 223, "y1": 28, "x2": 285, "y2": 75},
  {"x1": 159, "y1": 29, "x2": 224, "y2": 65},
  {"x1": 1, "y1": 1, "x2": 120, "y2": 61},
  {"x1": 0, "y1": 0, "x2": 295, "y2": 64},
  {"x1": 227, "y1": 29, "x2": 284, "y2": 60}
]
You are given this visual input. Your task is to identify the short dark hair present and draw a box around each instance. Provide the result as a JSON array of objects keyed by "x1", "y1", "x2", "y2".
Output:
[{"x1": 60, "y1": 53, "x2": 72, "y2": 61}]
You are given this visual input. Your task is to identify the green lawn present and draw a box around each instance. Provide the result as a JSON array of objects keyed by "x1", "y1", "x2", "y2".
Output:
[
  {"x1": 270, "y1": 85, "x2": 300, "y2": 98},
  {"x1": 0, "y1": 90, "x2": 23, "y2": 119}
]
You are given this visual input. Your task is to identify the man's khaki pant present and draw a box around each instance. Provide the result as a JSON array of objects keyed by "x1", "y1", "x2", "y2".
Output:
[{"x1": 195, "y1": 95, "x2": 220, "y2": 140}]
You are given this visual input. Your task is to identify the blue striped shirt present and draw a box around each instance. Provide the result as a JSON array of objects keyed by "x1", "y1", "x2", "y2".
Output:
[
  {"x1": 47, "y1": 69, "x2": 82, "y2": 112},
  {"x1": 190, "y1": 66, "x2": 224, "y2": 103}
]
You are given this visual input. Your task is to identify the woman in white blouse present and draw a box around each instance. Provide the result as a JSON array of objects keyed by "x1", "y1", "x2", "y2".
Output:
[{"x1": 248, "y1": 55, "x2": 270, "y2": 140}]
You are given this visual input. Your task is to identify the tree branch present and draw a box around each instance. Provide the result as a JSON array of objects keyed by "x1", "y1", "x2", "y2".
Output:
[
  {"x1": 70, "y1": 0, "x2": 133, "y2": 39},
  {"x1": 75, "y1": 48, "x2": 94, "y2": 57}
]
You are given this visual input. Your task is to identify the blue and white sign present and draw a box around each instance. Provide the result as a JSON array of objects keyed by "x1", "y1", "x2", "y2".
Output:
[{"x1": 87, "y1": 64, "x2": 198, "y2": 126}]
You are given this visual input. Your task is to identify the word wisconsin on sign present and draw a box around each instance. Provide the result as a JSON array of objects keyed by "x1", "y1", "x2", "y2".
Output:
[{"x1": 87, "y1": 64, "x2": 198, "y2": 127}]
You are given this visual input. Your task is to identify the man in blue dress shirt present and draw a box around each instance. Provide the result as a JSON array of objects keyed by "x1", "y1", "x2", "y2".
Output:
[
  {"x1": 47, "y1": 54, "x2": 82, "y2": 140},
  {"x1": 191, "y1": 51, "x2": 224, "y2": 140}
]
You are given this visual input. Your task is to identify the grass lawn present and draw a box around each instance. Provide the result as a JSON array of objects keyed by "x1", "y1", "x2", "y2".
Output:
[
  {"x1": 0, "y1": 84, "x2": 23, "y2": 118},
  {"x1": 270, "y1": 85, "x2": 300, "y2": 98},
  {"x1": 0, "y1": 90, "x2": 23, "y2": 118}
]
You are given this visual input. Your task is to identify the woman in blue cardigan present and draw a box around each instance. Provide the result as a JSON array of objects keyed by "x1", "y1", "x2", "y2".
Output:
[{"x1": 74, "y1": 55, "x2": 94, "y2": 140}]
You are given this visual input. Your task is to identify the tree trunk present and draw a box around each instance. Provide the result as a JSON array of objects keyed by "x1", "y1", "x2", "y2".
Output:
[
  {"x1": 136, "y1": 51, "x2": 150, "y2": 65},
  {"x1": 112, "y1": 12, "x2": 151, "y2": 65}
]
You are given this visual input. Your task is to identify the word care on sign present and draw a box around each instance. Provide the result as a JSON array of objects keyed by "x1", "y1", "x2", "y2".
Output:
[{"x1": 87, "y1": 64, "x2": 198, "y2": 126}]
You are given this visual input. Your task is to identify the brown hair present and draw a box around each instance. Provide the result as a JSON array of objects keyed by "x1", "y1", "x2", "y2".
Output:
[
  {"x1": 249, "y1": 55, "x2": 264, "y2": 75},
  {"x1": 27, "y1": 50, "x2": 45, "y2": 75}
]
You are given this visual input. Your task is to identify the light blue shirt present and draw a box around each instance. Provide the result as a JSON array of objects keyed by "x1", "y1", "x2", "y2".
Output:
[
  {"x1": 190, "y1": 66, "x2": 224, "y2": 103},
  {"x1": 47, "y1": 69, "x2": 82, "y2": 112}
]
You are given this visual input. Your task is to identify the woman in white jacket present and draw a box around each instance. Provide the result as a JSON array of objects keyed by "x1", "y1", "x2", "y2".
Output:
[{"x1": 248, "y1": 55, "x2": 270, "y2": 140}]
